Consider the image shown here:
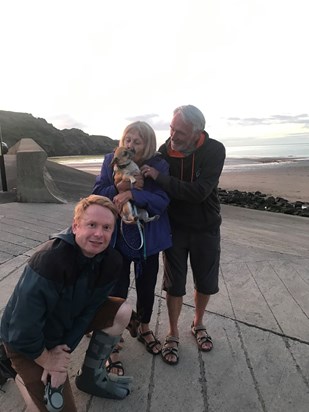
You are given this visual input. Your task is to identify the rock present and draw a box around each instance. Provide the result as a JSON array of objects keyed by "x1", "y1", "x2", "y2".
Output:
[{"x1": 218, "y1": 188, "x2": 309, "y2": 218}]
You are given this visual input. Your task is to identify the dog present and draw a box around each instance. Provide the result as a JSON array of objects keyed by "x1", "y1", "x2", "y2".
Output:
[{"x1": 111, "y1": 146, "x2": 159, "y2": 224}]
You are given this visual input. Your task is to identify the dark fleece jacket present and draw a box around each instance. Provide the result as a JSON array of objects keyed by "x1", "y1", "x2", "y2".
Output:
[
  {"x1": 0, "y1": 228, "x2": 122, "y2": 359},
  {"x1": 156, "y1": 132, "x2": 226, "y2": 232}
]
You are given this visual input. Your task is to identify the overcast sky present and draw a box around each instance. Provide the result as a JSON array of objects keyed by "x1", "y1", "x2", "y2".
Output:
[{"x1": 1, "y1": 0, "x2": 308, "y2": 148}]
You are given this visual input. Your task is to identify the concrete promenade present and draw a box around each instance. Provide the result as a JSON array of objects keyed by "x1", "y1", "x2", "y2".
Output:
[{"x1": 0, "y1": 157, "x2": 309, "y2": 411}]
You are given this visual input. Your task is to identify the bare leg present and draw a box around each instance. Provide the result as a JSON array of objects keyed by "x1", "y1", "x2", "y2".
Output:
[
  {"x1": 163, "y1": 294, "x2": 183, "y2": 363},
  {"x1": 166, "y1": 294, "x2": 183, "y2": 337},
  {"x1": 102, "y1": 301, "x2": 132, "y2": 336},
  {"x1": 193, "y1": 291, "x2": 210, "y2": 326},
  {"x1": 103, "y1": 302, "x2": 131, "y2": 376},
  {"x1": 192, "y1": 291, "x2": 212, "y2": 351},
  {"x1": 15, "y1": 374, "x2": 40, "y2": 412}
]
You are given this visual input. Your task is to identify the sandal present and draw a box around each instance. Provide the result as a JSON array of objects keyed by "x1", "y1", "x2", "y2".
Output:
[
  {"x1": 106, "y1": 347, "x2": 124, "y2": 376},
  {"x1": 137, "y1": 329, "x2": 161, "y2": 355},
  {"x1": 161, "y1": 336, "x2": 179, "y2": 365},
  {"x1": 191, "y1": 323, "x2": 213, "y2": 352}
]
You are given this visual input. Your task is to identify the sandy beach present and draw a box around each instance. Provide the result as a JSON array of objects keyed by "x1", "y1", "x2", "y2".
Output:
[
  {"x1": 219, "y1": 158, "x2": 309, "y2": 203},
  {"x1": 58, "y1": 156, "x2": 309, "y2": 204},
  {"x1": 2, "y1": 155, "x2": 308, "y2": 204}
]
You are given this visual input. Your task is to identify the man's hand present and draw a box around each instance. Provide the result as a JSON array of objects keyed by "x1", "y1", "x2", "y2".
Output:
[
  {"x1": 35, "y1": 344, "x2": 71, "y2": 373},
  {"x1": 140, "y1": 165, "x2": 159, "y2": 180},
  {"x1": 41, "y1": 369, "x2": 67, "y2": 388}
]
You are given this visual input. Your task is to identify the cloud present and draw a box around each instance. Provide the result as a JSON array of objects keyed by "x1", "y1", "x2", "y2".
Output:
[
  {"x1": 47, "y1": 114, "x2": 86, "y2": 131},
  {"x1": 126, "y1": 113, "x2": 170, "y2": 131},
  {"x1": 227, "y1": 114, "x2": 309, "y2": 127}
]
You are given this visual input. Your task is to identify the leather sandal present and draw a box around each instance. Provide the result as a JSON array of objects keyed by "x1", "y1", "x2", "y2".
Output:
[
  {"x1": 191, "y1": 323, "x2": 213, "y2": 352},
  {"x1": 137, "y1": 329, "x2": 161, "y2": 355},
  {"x1": 161, "y1": 336, "x2": 179, "y2": 365},
  {"x1": 106, "y1": 347, "x2": 124, "y2": 376}
]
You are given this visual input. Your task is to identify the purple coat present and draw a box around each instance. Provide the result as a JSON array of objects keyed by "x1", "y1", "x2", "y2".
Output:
[{"x1": 93, "y1": 152, "x2": 172, "y2": 256}]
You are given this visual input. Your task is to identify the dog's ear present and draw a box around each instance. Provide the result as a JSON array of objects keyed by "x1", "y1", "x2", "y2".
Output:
[{"x1": 111, "y1": 151, "x2": 118, "y2": 167}]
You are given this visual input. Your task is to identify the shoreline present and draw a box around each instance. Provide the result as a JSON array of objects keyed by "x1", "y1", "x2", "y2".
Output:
[
  {"x1": 48, "y1": 156, "x2": 309, "y2": 204},
  {"x1": 220, "y1": 158, "x2": 309, "y2": 203},
  {"x1": 1, "y1": 154, "x2": 308, "y2": 206}
]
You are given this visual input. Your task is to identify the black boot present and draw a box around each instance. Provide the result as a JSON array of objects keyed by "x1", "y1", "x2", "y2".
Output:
[{"x1": 75, "y1": 331, "x2": 132, "y2": 399}]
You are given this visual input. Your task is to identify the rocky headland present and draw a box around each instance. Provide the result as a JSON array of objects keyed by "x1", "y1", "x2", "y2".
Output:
[{"x1": 0, "y1": 110, "x2": 118, "y2": 156}]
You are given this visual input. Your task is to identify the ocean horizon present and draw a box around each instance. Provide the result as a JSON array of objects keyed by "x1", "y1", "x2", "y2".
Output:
[
  {"x1": 51, "y1": 141, "x2": 309, "y2": 161},
  {"x1": 49, "y1": 142, "x2": 309, "y2": 174},
  {"x1": 225, "y1": 142, "x2": 309, "y2": 159}
]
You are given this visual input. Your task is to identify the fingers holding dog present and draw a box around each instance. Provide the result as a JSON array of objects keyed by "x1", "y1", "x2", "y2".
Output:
[
  {"x1": 141, "y1": 165, "x2": 159, "y2": 180},
  {"x1": 113, "y1": 192, "x2": 133, "y2": 213},
  {"x1": 132, "y1": 173, "x2": 144, "y2": 189}
]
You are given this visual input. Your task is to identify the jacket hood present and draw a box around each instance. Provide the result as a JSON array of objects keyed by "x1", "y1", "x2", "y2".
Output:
[
  {"x1": 50, "y1": 226, "x2": 75, "y2": 246},
  {"x1": 49, "y1": 227, "x2": 108, "y2": 263}
]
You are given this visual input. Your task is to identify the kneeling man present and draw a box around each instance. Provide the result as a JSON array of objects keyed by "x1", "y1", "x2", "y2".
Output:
[{"x1": 1, "y1": 195, "x2": 133, "y2": 411}]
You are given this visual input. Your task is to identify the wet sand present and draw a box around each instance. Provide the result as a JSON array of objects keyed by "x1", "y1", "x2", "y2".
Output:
[{"x1": 220, "y1": 158, "x2": 309, "y2": 203}]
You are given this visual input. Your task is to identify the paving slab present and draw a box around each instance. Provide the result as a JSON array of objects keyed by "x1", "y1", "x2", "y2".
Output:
[{"x1": 0, "y1": 203, "x2": 309, "y2": 412}]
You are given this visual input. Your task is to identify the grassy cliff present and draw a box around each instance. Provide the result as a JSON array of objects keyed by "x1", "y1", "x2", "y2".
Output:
[{"x1": 0, "y1": 110, "x2": 118, "y2": 156}]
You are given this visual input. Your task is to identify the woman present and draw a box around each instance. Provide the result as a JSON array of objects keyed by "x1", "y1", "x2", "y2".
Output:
[{"x1": 93, "y1": 121, "x2": 172, "y2": 375}]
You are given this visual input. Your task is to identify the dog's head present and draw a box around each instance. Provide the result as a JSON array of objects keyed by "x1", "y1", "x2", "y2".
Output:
[{"x1": 111, "y1": 146, "x2": 135, "y2": 167}]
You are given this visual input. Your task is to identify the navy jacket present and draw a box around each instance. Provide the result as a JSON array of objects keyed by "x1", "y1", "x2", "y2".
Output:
[
  {"x1": 93, "y1": 152, "x2": 172, "y2": 256},
  {"x1": 0, "y1": 228, "x2": 122, "y2": 359}
]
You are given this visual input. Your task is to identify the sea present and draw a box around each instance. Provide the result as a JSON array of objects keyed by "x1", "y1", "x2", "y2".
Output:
[
  {"x1": 50, "y1": 142, "x2": 309, "y2": 174},
  {"x1": 225, "y1": 142, "x2": 309, "y2": 159}
]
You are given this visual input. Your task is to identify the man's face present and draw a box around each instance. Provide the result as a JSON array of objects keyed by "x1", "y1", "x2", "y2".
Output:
[
  {"x1": 72, "y1": 204, "x2": 115, "y2": 257},
  {"x1": 169, "y1": 112, "x2": 200, "y2": 152}
]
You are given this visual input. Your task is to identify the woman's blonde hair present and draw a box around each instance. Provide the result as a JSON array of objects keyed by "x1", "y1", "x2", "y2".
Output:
[
  {"x1": 119, "y1": 121, "x2": 157, "y2": 162},
  {"x1": 74, "y1": 194, "x2": 118, "y2": 223}
]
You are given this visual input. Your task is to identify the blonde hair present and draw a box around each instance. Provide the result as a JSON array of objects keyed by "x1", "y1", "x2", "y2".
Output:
[
  {"x1": 119, "y1": 121, "x2": 157, "y2": 161},
  {"x1": 74, "y1": 195, "x2": 118, "y2": 223}
]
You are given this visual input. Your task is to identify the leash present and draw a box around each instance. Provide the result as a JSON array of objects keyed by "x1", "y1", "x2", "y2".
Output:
[{"x1": 120, "y1": 204, "x2": 147, "y2": 260}]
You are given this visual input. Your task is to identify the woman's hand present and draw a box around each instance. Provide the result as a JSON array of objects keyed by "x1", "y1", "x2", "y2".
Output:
[
  {"x1": 140, "y1": 165, "x2": 159, "y2": 180},
  {"x1": 116, "y1": 172, "x2": 144, "y2": 192},
  {"x1": 113, "y1": 191, "x2": 133, "y2": 213}
]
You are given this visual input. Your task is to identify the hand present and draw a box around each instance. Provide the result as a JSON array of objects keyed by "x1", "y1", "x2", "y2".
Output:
[
  {"x1": 132, "y1": 172, "x2": 144, "y2": 189},
  {"x1": 116, "y1": 180, "x2": 131, "y2": 193},
  {"x1": 116, "y1": 172, "x2": 144, "y2": 192},
  {"x1": 41, "y1": 369, "x2": 67, "y2": 388},
  {"x1": 35, "y1": 344, "x2": 71, "y2": 373},
  {"x1": 113, "y1": 191, "x2": 133, "y2": 213},
  {"x1": 140, "y1": 165, "x2": 159, "y2": 180}
]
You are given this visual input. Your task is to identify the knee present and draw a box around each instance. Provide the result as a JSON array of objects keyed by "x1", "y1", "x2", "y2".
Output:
[{"x1": 114, "y1": 301, "x2": 132, "y2": 328}]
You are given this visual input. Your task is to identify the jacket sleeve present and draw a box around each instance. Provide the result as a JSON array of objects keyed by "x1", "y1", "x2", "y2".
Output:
[
  {"x1": 92, "y1": 153, "x2": 118, "y2": 199},
  {"x1": 156, "y1": 144, "x2": 226, "y2": 203},
  {"x1": 131, "y1": 158, "x2": 170, "y2": 216},
  {"x1": 4, "y1": 266, "x2": 63, "y2": 359}
]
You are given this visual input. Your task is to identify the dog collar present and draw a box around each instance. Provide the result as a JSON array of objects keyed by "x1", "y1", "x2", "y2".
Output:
[{"x1": 117, "y1": 162, "x2": 132, "y2": 169}]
